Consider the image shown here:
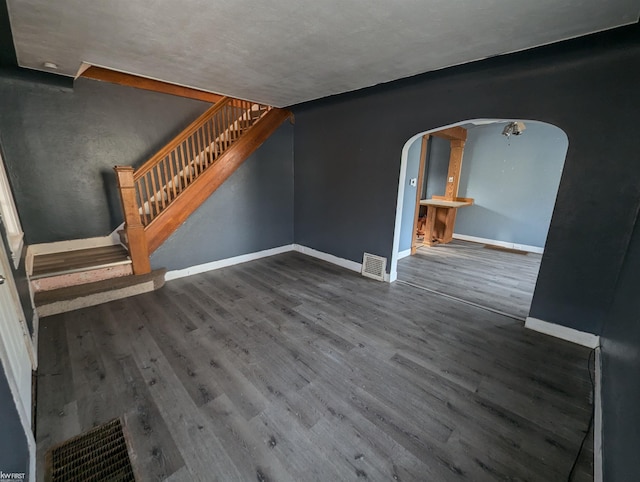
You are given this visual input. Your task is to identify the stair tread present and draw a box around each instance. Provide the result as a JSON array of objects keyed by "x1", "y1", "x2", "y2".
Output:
[
  {"x1": 32, "y1": 245, "x2": 130, "y2": 277},
  {"x1": 35, "y1": 269, "x2": 166, "y2": 306}
]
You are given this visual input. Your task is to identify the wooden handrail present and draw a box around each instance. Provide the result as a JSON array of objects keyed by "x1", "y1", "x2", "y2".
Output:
[
  {"x1": 115, "y1": 95, "x2": 280, "y2": 274},
  {"x1": 131, "y1": 98, "x2": 271, "y2": 225},
  {"x1": 144, "y1": 107, "x2": 291, "y2": 253},
  {"x1": 134, "y1": 97, "x2": 231, "y2": 180}
]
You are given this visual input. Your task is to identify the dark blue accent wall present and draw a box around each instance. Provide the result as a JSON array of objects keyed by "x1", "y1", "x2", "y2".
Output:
[
  {"x1": 0, "y1": 0, "x2": 17, "y2": 68},
  {"x1": 600, "y1": 206, "x2": 640, "y2": 481},
  {"x1": 0, "y1": 75, "x2": 210, "y2": 244},
  {"x1": 292, "y1": 25, "x2": 640, "y2": 336}
]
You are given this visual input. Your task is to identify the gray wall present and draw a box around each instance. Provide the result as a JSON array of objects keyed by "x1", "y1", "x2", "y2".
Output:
[
  {"x1": 600, "y1": 207, "x2": 640, "y2": 481},
  {"x1": 0, "y1": 75, "x2": 210, "y2": 244},
  {"x1": 454, "y1": 122, "x2": 567, "y2": 248},
  {"x1": 293, "y1": 25, "x2": 640, "y2": 336},
  {"x1": 151, "y1": 123, "x2": 294, "y2": 271},
  {"x1": 0, "y1": 362, "x2": 29, "y2": 479}
]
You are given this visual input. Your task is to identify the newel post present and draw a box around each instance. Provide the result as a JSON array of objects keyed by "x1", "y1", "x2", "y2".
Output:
[{"x1": 114, "y1": 166, "x2": 151, "y2": 275}]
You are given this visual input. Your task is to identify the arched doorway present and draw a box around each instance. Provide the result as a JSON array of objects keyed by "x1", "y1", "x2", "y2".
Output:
[{"x1": 391, "y1": 119, "x2": 568, "y2": 319}]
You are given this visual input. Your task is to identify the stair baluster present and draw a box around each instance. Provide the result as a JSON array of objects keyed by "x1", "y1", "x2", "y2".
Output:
[{"x1": 115, "y1": 96, "x2": 290, "y2": 274}]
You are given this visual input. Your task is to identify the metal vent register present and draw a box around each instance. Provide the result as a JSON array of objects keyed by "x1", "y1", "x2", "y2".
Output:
[
  {"x1": 45, "y1": 418, "x2": 136, "y2": 482},
  {"x1": 361, "y1": 253, "x2": 386, "y2": 281}
]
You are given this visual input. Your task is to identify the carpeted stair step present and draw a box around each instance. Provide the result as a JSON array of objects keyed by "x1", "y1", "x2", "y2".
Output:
[{"x1": 35, "y1": 269, "x2": 166, "y2": 317}]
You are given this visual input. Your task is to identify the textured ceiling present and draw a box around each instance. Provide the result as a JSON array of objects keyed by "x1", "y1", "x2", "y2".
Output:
[{"x1": 6, "y1": 0, "x2": 639, "y2": 106}]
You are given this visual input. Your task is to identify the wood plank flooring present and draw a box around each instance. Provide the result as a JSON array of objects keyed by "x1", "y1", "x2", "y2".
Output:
[
  {"x1": 32, "y1": 245, "x2": 130, "y2": 278},
  {"x1": 36, "y1": 252, "x2": 593, "y2": 481},
  {"x1": 398, "y1": 240, "x2": 542, "y2": 319}
]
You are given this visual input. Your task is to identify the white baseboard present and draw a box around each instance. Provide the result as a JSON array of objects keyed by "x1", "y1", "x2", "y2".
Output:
[
  {"x1": 293, "y1": 244, "x2": 390, "y2": 281},
  {"x1": 524, "y1": 317, "x2": 600, "y2": 348},
  {"x1": 165, "y1": 243, "x2": 390, "y2": 283},
  {"x1": 293, "y1": 244, "x2": 362, "y2": 273},
  {"x1": 391, "y1": 249, "x2": 411, "y2": 281},
  {"x1": 453, "y1": 233, "x2": 544, "y2": 254},
  {"x1": 594, "y1": 346, "x2": 602, "y2": 482},
  {"x1": 165, "y1": 245, "x2": 295, "y2": 281}
]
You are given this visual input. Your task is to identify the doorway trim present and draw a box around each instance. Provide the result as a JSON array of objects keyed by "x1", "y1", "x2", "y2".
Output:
[
  {"x1": 0, "y1": 147, "x2": 24, "y2": 269},
  {"x1": 0, "y1": 235, "x2": 36, "y2": 481}
]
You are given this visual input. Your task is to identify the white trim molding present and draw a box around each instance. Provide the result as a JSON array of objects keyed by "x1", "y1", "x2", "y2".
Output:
[
  {"x1": 452, "y1": 233, "x2": 544, "y2": 254},
  {"x1": 165, "y1": 243, "x2": 391, "y2": 283},
  {"x1": 293, "y1": 244, "x2": 363, "y2": 274},
  {"x1": 165, "y1": 245, "x2": 295, "y2": 281},
  {"x1": 594, "y1": 346, "x2": 603, "y2": 482},
  {"x1": 525, "y1": 317, "x2": 600, "y2": 348},
  {"x1": 0, "y1": 150, "x2": 25, "y2": 269},
  {"x1": 294, "y1": 244, "x2": 390, "y2": 281},
  {"x1": 397, "y1": 249, "x2": 412, "y2": 260}
]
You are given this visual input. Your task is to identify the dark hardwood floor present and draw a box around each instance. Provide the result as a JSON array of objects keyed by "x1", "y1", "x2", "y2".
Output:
[
  {"x1": 398, "y1": 240, "x2": 542, "y2": 319},
  {"x1": 36, "y1": 252, "x2": 593, "y2": 481}
]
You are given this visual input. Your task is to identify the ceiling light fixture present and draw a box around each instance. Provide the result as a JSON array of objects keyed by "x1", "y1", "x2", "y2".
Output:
[
  {"x1": 502, "y1": 121, "x2": 526, "y2": 138},
  {"x1": 43, "y1": 62, "x2": 58, "y2": 70}
]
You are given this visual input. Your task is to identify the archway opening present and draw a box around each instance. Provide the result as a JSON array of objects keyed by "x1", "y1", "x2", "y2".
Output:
[{"x1": 391, "y1": 119, "x2": 568, "y2": 319}]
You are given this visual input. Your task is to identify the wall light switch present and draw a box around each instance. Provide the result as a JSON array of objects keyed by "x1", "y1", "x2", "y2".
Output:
[
  {"x1": 448, "y1": 176, "x2": 454, "y2": 182},
  {"x1": 409, "y1": 178, "x2": 417, "y2": 187}
]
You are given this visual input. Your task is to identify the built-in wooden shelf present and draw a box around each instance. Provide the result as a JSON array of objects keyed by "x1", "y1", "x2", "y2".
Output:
[
  {"x1": 411, "y1": 126, "x2": 472, "y2": 252},
  {"x1": 420, "y1": 199, "x2": 473, "y2": 209}
]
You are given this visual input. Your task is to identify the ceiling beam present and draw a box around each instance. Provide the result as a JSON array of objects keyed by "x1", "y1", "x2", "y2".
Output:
[
  {"x1": 78, "y1": 65, "x2": 224, "y2": 104},
  {"x1": 431, "y1": 126, "x2": 467, "y2": 141}
]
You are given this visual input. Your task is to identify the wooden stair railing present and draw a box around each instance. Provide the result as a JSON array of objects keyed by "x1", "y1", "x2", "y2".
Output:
[{"x1": 115, "y1": 97, "x2": 291, "y2": 274}]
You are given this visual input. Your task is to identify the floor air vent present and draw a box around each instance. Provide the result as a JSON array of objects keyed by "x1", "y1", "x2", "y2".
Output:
[
  {"x1": 45, "y1": 418, "x2": 136, "y2": 482},
  {"x1": 362, "y1": 253, "x2": 387, "y2": 281}
]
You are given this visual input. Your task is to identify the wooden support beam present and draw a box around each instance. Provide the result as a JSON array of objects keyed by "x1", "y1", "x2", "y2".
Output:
[
  {"x1": 114, "y1": 166, "x2": 151, "y2": 275},
  {"x1": 411, "y1": 135, "x2": 430, "y2": 255},
  {"x1": 444, "y1": 139, "x2": 466, "y2": 201},
  {"x1": 80, "y1": 65, "x2": 224, "y2": 104},
  {"x1": 422, "y1": 131, "x2": 469, "y2": 246},
  {"x1": 431, "y1": 126, "x2": 467, "y2": 141}
]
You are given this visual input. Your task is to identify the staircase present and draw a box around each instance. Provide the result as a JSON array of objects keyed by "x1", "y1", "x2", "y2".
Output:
[
  {"x1": 31, "y1": 245, "x2": 132, "y2": 292},
  {"x1": 32, "y1": 95, "x2": 291, "y2": 316},
  {"x1": 31, "y1": 245, "x2": 166, "y2": 317},
  {"x1": 116, "y1": 96, "x2": 291, "y2": 274}
]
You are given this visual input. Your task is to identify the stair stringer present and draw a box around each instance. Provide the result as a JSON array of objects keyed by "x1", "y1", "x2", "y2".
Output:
[
  {"x1": 144, "y1": 107, "x2": 291, "y2": 254},
  {"x1": 140, "y1": 103, "x2": 268, "y2": 216}
]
